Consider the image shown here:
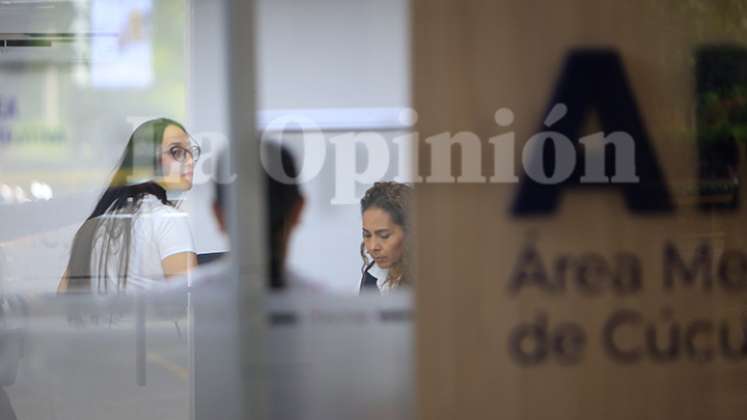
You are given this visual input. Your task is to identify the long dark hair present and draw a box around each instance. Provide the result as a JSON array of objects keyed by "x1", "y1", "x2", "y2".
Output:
[
  {"x1": 65, "y1": 118, "x2": 187, "y2": 291},
  {"x1": 262, "y1": 142, "x2": 303, "y2": 290},
  {"x1": 212, "y1": 142, "x2": 302, "y2": 290}
]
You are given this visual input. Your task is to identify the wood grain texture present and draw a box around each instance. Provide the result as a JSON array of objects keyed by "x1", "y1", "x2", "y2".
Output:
[{"x1": 413, "y1": 1, "x2": 747, "y2": 419}]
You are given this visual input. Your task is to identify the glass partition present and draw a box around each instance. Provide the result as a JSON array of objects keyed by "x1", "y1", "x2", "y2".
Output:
[
  {"x1": 0, "y1": 0, "x2": 192, "y2": 293},
  {"x1": 0, "y1": 1, "x2": 217, "y2": 419}
]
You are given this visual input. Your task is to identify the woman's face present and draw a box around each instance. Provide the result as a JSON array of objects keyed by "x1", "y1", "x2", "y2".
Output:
[
  {"x1": 159, "y1": 125, "x2": 194, "y2": 191},
  {"x1": 362, "y1": 207, "x2": 405, "y2": 269}
]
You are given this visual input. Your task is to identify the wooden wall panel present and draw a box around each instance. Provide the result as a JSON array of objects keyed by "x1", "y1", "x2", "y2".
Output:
[{"x1": 413, "y1": 1, "x2": 747, "y2": 419}]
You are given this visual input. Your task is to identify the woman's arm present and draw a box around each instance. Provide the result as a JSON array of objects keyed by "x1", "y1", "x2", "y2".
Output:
[
  {"x1": 57, "y1": 269, "x2": 70, "y2": 293},
  {"x1": 161, "y1": 251, "x2": 198, "y2": 279}
]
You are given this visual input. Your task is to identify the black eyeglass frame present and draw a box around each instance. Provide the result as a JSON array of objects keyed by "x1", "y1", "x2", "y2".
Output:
[{"x1": 163, "y1": 143, "x2": 202, "y2": 163}]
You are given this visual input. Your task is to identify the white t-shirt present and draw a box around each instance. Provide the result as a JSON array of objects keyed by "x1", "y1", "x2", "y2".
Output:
[{"x1": 88, "y1": 197, "x2": 195, "y2": 292}]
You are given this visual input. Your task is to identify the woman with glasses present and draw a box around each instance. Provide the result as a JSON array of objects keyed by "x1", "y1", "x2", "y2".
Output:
[{"x1": 58, "y1": 118, "x2": 201, "y2": 292}]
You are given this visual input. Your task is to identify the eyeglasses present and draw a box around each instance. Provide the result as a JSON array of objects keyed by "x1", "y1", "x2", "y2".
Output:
[{"x1": 164, "y1": 144, "x2": 201, "y2": 163}]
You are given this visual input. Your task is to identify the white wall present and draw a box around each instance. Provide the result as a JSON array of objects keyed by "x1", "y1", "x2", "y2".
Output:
[
  {"x1": 256, "y1": 0, "x2": 409, "y2": 110},
  {"x1": 256, "y1": 0, "x2": 411, "y2": 293}
]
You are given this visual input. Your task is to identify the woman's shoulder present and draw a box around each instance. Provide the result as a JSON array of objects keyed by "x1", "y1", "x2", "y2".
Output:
[
  {"x1": 138, "y1": 196, "x2": 183, "y2": 215},
  {"x1": 134, "y1": 197, "x2": 190, "y2": 234},
  {"x1": 132, "y1": 196, "x2": 194, "y2": 249}
]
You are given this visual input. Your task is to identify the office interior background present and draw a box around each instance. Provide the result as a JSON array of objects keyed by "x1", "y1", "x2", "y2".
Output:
[{"x1": 2, "y1": 1, "x2": 747, "y2": 419}]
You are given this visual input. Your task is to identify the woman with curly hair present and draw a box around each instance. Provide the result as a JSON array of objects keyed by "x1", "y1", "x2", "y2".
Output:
[{"x1": 359, "y1": 181, "x2": 413, "y2": 292}]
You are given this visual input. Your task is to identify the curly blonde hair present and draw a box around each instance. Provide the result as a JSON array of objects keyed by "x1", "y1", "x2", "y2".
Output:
[{"x1": 360, "y1": 181, "x2": 413, "y2": 288}]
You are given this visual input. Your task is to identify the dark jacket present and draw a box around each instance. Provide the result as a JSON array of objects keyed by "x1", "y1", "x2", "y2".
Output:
[{"x1": 359, "y1": 261, "x2": 379, "y2": 292}]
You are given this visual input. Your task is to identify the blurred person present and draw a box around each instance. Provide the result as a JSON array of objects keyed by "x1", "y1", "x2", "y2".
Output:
[
  {"x1": 181, "y1": 142, "x2": 315, "y2": 420},
  {"x1": 206, "y1": 141, "x2": 312, "y2": 290},
  {"x1": 360, "y1": 182, "x2": 413, "y2": 292},
  {"x1": 58, "y1": 118, "x2": 199, "y2": 293}
]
